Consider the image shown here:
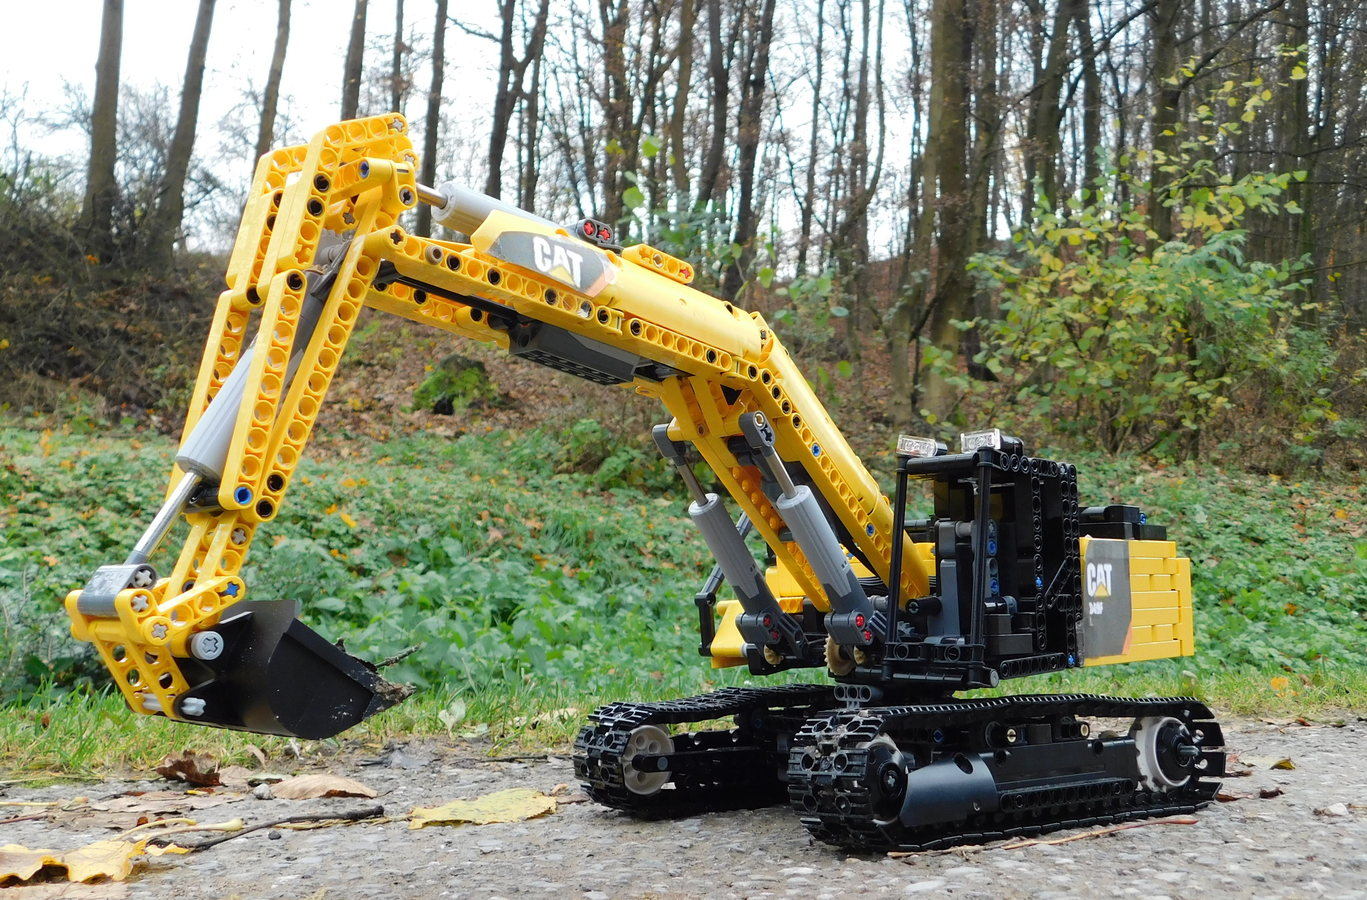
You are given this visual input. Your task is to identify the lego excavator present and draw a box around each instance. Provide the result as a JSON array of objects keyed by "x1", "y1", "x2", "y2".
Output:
[{"x1": 64, "y1": 115, "x2": 1223, "y2": 851}]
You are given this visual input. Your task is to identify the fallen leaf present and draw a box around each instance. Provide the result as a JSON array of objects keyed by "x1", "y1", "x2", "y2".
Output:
[
  {"x1": 1316, "y1": 803, "x2": 1350, "y2": 817},
  {"x1": 217, "y1": 766, "x2": 252, "y2": 789},
  {"x1": 437, "y1": 699, "x2": 467, "y2": 730},
  {"x1": 86, "y1": 791, "x2": 243, "y2": 815},
  {"x1": 409, "y1": 788, "x2": 556, "y2": 829},
  {"x1": 155, "y1": 750, "x2": 220, "y2": 787},
  {"x1": 530, "y1": 707, "x2": 580, "y2": 727},
  {"x1": 270, "y1": 775, "x2": 377, "y2": 800},
  {"x1": 1216, "y1": 789, "x2": 1249, "y2": 802},
  {"x1": 0, "y1": 884, "x2": 129, "y2": 898},
  {"x1": 1272, "y1": 758, "x2": 1296, "y2": 770},
  {"x1": 0, "y1": 838, "x2": 187, "y2": 885},
  {"x1": 1238, "y1": 755, "x2": 1295, "y2": 770},
  {"x1": 1259, "y1": 787, "x2": 1284, "y2": 799},
  {"x1": 244, "y1": 745, "x2": 268, "y2": 767}
]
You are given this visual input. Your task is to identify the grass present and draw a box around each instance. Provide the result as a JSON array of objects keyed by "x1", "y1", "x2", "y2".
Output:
[{"x1": 1, "y1": 418, "x2": 1366, "y2": 778}]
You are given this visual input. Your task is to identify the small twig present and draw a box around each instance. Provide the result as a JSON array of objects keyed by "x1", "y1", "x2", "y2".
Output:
[
  {"x1": 377, "y1": 645, "x2": 422, "y2": 668},
  {"x1": 889, "y1": 817, "x2": 1200, "y2": 860},
  {"x1": 116, "y1": 817, "x2": 198, "y2": 840},
  {"x1": 162, "y1": 805, "x2": 386, "y2": 851},
  {"x1": 0, "y1": 812, "x2": 50, "y2": 826}
]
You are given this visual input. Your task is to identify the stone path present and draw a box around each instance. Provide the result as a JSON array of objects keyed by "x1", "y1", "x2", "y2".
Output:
[{"x1": 3, "y1": 715, "x2": 1366, "y2": 899}]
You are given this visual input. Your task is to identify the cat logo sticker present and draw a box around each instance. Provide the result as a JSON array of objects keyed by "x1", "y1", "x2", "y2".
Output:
[
  {"x1": 1080, "y1": 539, "x2": 1132, "y2": 659},
  {"x1": 485, "y1": 231, "x2": 617, "y2": 297}
]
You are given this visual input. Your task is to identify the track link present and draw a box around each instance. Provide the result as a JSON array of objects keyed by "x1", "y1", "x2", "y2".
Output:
[
  {"x1": 573, "y1": 684, "x2": 837, "y2": 818},
  {"x1": 787, "y1": 693, "x2": 1225, "y2": 851}
]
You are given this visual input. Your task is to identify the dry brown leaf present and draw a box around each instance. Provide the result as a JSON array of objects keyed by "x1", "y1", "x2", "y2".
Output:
[
  {"x1": 86, "y1": 791, "x2": 243, "y2": 815},
  {"x1": 217, "y1": 766, "x2": 252, "y2": 789},
  {"x1": 154, "y1": 750, "x2": 220, "y2": 787},
  {"x1": 409, "y1": 788, "x2": 556, "y2": 829},
  {"x1": 1260, "y1": 787, "x2": 1285, "y2": 799},
  {"x1": 244, "y1": 744, "x2": 268, "y2": 767},
  {"x1": 1216, "y1": 789, "x2": 1249, "y2": 802},
  {"x1": 0, "y1": 883, "x2": 129, "y2": 898},
  {"x1": 271, "y1": 775, "x2": 377, "y2": 800}
]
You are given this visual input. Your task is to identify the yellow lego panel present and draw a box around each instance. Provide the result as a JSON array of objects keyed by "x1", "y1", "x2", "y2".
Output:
[
  {"x1": 1152, "y1": 623, "x2": 1175, "y2": 642},
  {"x1": 1129, "y1": 556, "x2": 1167, "y2": 575},
  {"x1": 1150, "y1": 574, "x2": 1172, "y2": 590},
  {"x1": 1129, "y1": 540, "x2": 1178, "y2": 558},
  {"x1": 710, "y1": 600, "x2": 747, "y2": 668},
  {"x1": 1131, "y1": 624, "x2": 1153, "y2": 644},
  {"x1": 1132, "y1": 607, "x2": 1180, "y2": 626},
  {"x1": 1131, "y1": 574, "x2": 1151, "y2": 592},
  {"x1": 1132, "y1": 589, "x2": 1180, "y2": 609},
  {"x1": 1087, "y1": 640, "x2": 1184, "y2": 667}
]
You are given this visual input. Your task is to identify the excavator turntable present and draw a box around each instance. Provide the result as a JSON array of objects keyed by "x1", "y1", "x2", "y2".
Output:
[{"x1": 62, "y1": 115, "x2": 1223, "y2": 851}]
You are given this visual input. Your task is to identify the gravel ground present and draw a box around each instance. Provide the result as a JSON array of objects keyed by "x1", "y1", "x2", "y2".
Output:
[{"x1": 3, "y1": 715, "x2": 1367, "y2": 899}]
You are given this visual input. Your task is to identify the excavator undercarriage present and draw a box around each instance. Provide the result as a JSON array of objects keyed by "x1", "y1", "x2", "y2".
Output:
[{"x1": 63, "y1": 115, "x2": 1222, "y2": 851}]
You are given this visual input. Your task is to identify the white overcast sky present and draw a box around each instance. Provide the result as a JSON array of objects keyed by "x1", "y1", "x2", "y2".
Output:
[
  {"x1": 1, "y1": 1, "x2": 498, "y2": 238},
  {"x1": 2, "y1": 1, "x2": 929, "y2": 256}
]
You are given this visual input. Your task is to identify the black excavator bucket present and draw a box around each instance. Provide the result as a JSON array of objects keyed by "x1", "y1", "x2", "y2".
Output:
[{"x1": 173, "y1": 600, "x2": 413, "y2": 739}]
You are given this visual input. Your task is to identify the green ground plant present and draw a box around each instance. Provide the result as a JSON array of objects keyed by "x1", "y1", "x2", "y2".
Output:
[{"x1": 1, "y1": 420, "x2": 1365, "y2": 774}]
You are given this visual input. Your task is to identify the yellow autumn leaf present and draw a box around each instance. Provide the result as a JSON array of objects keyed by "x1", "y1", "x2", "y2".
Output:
[
  {"x1": 1270, "y1": 676, "x2": 1290, "y2": 691},
  {"x1": 409, "y1": 788, "x2": 557, "y2": 829},
  {"x1": 341, "y1": 478, "x2": 358, "y2": 488},
  {"x1": 324, "y1": 503, "x2": 338, "y2": 515},
  {"x1": 340, "y1": 512, "x2": 358, "y2": 528},
  {"x1": 0, "y1": 839, "x2": 187, "y2": 885},
  {"x1": 1335, "y1": 508, "x2": 1349, "y2": 520}
]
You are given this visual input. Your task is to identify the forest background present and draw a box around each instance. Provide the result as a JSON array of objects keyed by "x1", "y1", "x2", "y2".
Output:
[{"x1": 1, "y1": 0, "x2": 1366, "y2": 757}]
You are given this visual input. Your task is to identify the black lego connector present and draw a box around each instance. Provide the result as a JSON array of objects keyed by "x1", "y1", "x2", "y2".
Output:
[{"x1": 572, "y1": 217, "x2": 624, "y2": 254}]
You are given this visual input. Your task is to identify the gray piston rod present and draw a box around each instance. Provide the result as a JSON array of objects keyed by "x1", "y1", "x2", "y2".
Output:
[
  {"x1": 688, "y1": 493, "x2": 784, "y2": 616},
  {"x1": 774, "y1": 485, "x2": 870, "y2": 616},
  {"x1": 738, "y1": 412, "x2": 872, "y2": 617},
  {"x1": 421, "y1": 182, "x2": 559, "y2": 236},
  {"x1": 176, "y1": 285, "x2": 327, "y2": 482}
]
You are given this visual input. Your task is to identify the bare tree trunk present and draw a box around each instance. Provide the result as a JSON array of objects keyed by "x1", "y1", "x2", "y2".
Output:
[
  {"x1": 796, "y1": 0, "x2": 826, "y2": 276},
  {"x1": 721, "y1": 0, "x2": 778, "y2": 302},
  {"x1": 1024, "y1": 0, "x2": 1075, "y2": 213},
  {"x1": 416, "y1": 0, "x2": 447, "y2": 238},
  {"x1": 485, "y1": 0, "x2": 551, "y2": 200},
  {"x1": 1148, "y1": 0, "x2": 1181, "y2": 242},
  {"x1": 695, "y1": 0, "x2": 735, "y2": 210},
  {"x1": 391, "y1": 0, "x2": 405, "y2": 114},
  {"x1": 341, "y1": 0, "x2": 368, "y2": 120},
  {"x1": 888, "y1": 0, "x2": 932, "y2": 429},
  {"x1": 922, "y1": 0, "x2": 972, "y2": 420},
  {"x1": 669, "y1": 0, "x2": 697, "y2": 200},
  {"x1": 255, "y1": 0, "x2": 291, "y2": 162},
  {"x1": 1074, "y1": 0, "x2": 1102, "y2": 195},
  {"x1": 519, "y1": 50, "x2": 543, "y2": 208},
  {"x1": 148, "y1": 0, "x2": 216, "y2": 267},
  {"x1": 80, "y1": 0, "x2": 123, "y2": 263}
]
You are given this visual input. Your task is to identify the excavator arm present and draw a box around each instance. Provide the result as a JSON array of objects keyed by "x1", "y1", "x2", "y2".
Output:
[{"x1": 63, "y1": 115, "x2": 930, "y2": 738}]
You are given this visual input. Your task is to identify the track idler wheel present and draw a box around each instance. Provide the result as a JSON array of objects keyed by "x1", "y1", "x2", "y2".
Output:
[
  {"x1": 174, "y1": 600, "x2": 414, "y2": 739},
  {"x1": 1132, "y1": 716, "x2": 1200, "y2": 791}
]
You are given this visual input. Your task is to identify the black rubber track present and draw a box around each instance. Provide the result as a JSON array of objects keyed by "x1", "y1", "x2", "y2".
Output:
[
  {"x1": 573, "y1": 684, "x2": 837, "y2": 818},
  {"x1": 787, "y1": 693, "x2": 1225, "y2": 851}
]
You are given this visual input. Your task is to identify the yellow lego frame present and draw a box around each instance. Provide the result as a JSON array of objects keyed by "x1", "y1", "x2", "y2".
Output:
[{"x1": 66, "y1": 115, "x2": 930, "y2": 720}]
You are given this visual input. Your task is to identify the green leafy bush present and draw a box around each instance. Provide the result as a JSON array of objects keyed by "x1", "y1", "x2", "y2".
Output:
[{"x1": 967, "y1": 82, "x2": 1343, "y2": 460}]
